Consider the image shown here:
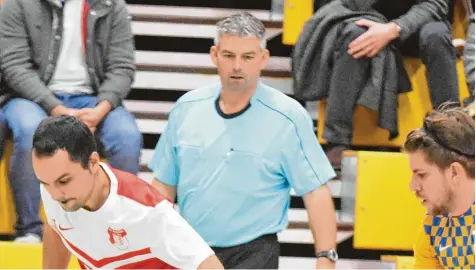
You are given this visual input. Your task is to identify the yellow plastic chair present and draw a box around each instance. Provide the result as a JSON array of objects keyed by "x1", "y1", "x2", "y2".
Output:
[{"x1": 343, "y1": 151, "x2": 426, "y2": 250}]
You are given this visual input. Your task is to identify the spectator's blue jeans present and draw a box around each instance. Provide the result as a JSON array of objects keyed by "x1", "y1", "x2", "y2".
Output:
[
  {"x1": 0, "y1": 110, "x2": 9, "y2": 160},
  {"x1": 3, "y1": 94, "x2": 142, "y2": 238}
]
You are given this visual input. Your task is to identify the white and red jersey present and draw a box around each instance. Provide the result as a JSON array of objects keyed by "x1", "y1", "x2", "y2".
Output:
[{"x1": 40, "y1": 163, "x2": 214, "y2": 269}]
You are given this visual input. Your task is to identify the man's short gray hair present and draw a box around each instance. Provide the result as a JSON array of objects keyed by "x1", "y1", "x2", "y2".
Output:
[{"x1": 214, "y1": 12, "x2": 267, "y2": 49}]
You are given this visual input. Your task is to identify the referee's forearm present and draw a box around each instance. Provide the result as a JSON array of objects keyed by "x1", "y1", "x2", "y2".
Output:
[
  {"x1": 43, "y1": 224, "x2": 72, "y2": 269},
  {"x1": 303, "y1": 185, "x2": 337, "y2": 252}
]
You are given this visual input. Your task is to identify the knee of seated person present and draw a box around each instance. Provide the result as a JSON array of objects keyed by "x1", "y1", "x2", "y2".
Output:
[
  {"x1": 3, "y1": 99, "x2": 46, "y2": 149},
  {"x1": 13, "y1": 121, "x2": 41, "y2": 150},
  {"x1": 419, "y1": 22, "x2": 452, "y2": 51},
  {"x1": 107, "y1": 124, "x2": 142, "y2": 151}
]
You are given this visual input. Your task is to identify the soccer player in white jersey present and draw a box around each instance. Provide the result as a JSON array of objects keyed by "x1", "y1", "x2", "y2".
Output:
[{"x1": 32, "y1": 115, "x2": 223, "y2": 269}]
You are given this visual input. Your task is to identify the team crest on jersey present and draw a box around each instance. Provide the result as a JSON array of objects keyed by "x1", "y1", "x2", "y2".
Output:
[{"x1": 107, "y1": 227, "x2": 129, "y2": 250}]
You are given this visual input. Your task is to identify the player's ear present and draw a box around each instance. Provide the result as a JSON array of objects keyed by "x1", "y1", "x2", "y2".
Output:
[
  {"x1": 260, "y1": 48, "x2": 270, "y2": 69},
  {"x1": 88, "y1": 151, "x2": 101, "y2": 173},
  {"x1": 210, "y1": 45, "x2": 218, "y2": 66},
  {"x1": 448, "y1": 161, "x2": 466, "y2": 185}
]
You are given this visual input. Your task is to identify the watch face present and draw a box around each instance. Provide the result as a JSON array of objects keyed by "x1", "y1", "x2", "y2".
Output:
[
  {"x1": 317, "y1": 250, "x2": 339, "y2": 262},
  {"x1": 329, "y1": 250, "x2": 338, "y2": 261}
]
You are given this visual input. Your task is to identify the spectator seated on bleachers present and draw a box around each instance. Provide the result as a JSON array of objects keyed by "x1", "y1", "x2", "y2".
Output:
[
  {"x1": 292, "y1": 0, "x2": 461, "y2": 168},
  {"x1": 0, "y1": 0, "x2": 142, "y2": 243}
]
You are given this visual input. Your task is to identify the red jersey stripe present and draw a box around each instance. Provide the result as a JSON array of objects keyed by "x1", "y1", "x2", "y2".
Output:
[
  {"x1": 113, "y1": 168, "x2": 172, "y2": 206},
  {"x1": 57, "y1": 230, "x2": 174, "y2": 269},
  {"x1": 81, "y1": 0, "x2": 88, "y2": 55}
]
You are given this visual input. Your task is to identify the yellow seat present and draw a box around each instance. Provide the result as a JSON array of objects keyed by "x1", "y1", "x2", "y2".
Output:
[
  {"x1": 0, "y1": 142, "x2": 14, "y2": 234},
  {"x1": 343, "y1": 151, "x2": 426, "y2": 250},
  {"x1": 0, "y1": 242, "x2": 80, "y2": 269},
  {"x1": 282, "y1": 0, "x2": 314, "y2": 45},
  {"x1": 317, "y1": 58, "x2": 470, "y2": 147},
  {"x1": 452, "y1": 0, "x2": 470, "y2": 40}
]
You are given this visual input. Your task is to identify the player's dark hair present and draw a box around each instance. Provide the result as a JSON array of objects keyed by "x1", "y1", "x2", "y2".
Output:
[
  {"x1": 32, "y1": 115, "x2": 97, "y2": 169},
  {"x1": 403, "y1": 103, "x2": 475, "y2": 178}
]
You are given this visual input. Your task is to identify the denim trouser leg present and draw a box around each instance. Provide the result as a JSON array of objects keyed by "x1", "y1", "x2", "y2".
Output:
[
  {"x1": 98, "y1": 106, "x2": 142, "y2": 174},
  {"x1": 0, "y1": 110, "x2": 10, "y2": 160},
  {"x1": 3, "y1": 98, "x2": 46, "y2": 237}
]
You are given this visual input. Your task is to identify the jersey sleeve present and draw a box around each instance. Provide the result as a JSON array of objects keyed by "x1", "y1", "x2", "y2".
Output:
[
  {"x1": 413, "y1": 221, "x2": 443, "y2": 269},
  {"x1": 281, "y1": 106, "x2": 336, "y2": 196},
  {"x1": 148, "y1": 200, "x2": 214, "y2": 269},
  {"x1": 148, "y1": 111, "x2": 179, "y2": 186}
]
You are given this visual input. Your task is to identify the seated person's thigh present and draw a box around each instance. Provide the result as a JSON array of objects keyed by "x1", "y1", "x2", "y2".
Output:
[{"x1": 2, "y1": 98, "x2": 47, "y2": 143}]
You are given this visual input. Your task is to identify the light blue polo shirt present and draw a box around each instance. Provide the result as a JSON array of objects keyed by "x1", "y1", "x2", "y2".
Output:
[{"x1": 148, "y1": 82, "x2": 336, "y2": 247}]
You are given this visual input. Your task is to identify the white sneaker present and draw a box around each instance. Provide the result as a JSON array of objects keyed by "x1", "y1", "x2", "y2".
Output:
[{"x1": 13, "y1": 233, "x2": 41, "y2": 243}]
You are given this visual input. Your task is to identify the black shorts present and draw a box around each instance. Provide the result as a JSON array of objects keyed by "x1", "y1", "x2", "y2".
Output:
[{"x1": 211, "y1": 234, "x2": 280, "y2": 269}]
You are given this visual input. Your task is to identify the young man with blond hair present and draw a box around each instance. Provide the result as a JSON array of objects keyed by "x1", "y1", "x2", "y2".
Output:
[{"x1": 404, "y1": 105, "x2": 475, "y2": 269}]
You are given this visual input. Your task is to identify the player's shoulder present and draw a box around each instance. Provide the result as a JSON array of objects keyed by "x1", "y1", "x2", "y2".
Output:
[
  {"x1": 255, "y1": 83, "x2": 311, "y2": 124},
  {"x1": 112, "y1": 167, "x2": 172, "y2": 208}
]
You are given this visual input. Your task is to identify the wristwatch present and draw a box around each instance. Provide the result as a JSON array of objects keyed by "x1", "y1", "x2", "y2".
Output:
[{"x1": 315, "y1": 250, "x2": 338, "y2": 262}]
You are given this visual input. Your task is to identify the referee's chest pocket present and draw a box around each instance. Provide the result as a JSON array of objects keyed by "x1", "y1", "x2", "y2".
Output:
[{"x1": 225, "y1": 149, "x2": 268, "y2": 188}]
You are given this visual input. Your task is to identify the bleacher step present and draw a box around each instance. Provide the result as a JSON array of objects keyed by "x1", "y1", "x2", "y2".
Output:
[
  {"x1": 278, "y1": 229, "x2": 353, "y2": 244},
  {"x1": 132, "y1": 21, "x2": 281, "y2": 40},
  {"x1": 128, "y1": 5, "x2": 282, "y2": 28},
  {"x1": 133, "y1": 71, "x2": 293, "y2": 95},
  {"x1": 123, "y1": 100, "x2": 172, "y2": 120},
  {"x1": 279, "y1": 257, "x2": 395, "y2": 269},
  {"x1": 287, "y1": 209, "x2": 354, "y2": 231},
  {"x1": 135, "y1": 51, "x2": 291, "y2": 77},
  {"x1": 124, "y1": 0, "x2": 273, "y2": 11}
]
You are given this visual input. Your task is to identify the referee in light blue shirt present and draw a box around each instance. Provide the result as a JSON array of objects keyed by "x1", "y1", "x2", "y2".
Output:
[{"x1": 148, "y1": 12, "x2": 338, "y2": 269}]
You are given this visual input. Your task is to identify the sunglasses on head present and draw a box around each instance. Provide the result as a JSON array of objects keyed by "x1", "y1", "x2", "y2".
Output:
[{"x1": 422, "y1": 120, "x2": 475, "y2": 158}]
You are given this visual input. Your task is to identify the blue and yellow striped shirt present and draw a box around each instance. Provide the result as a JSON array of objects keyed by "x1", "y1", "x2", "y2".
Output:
[{"x1": 414, "y1": 203, "x2": 475, "y2": 269}]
